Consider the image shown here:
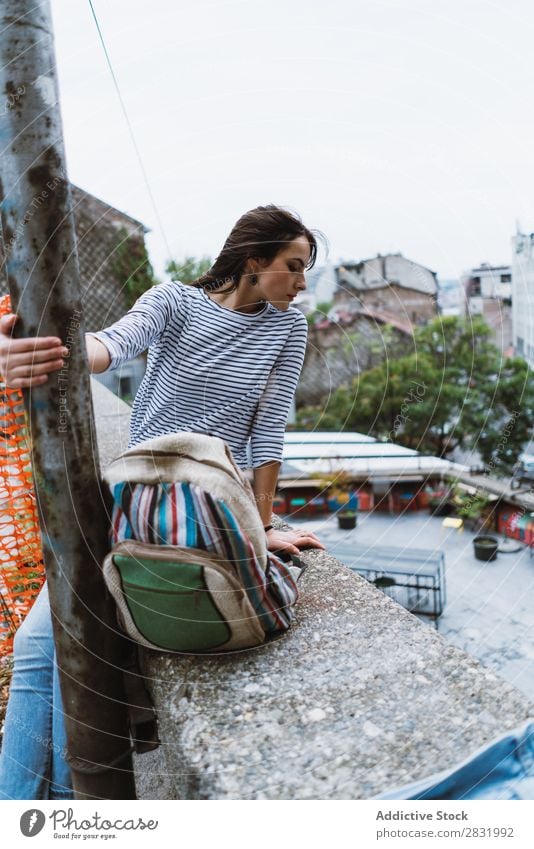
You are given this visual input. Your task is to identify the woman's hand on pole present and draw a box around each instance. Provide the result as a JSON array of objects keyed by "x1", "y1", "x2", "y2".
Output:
[{"x1": 0, "y1": 313, "x2": 68, "y2": 388}]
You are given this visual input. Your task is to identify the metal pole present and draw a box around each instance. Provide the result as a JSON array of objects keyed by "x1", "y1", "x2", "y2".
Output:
[{"x1": 0, "y1": 0, "x2": 136, "y2": 799}]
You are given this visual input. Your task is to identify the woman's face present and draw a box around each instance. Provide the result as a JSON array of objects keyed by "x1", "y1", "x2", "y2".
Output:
[{"x1": 254, "y1": 235, "x2": 310, "y2": 310}]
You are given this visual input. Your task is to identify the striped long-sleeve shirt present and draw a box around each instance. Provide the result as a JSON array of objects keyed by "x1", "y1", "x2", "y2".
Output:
[{"x1": 88, "y1": 280, "x2": 308, "y2": 470}]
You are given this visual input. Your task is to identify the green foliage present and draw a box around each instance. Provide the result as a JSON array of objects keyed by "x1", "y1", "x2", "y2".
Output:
[
  {"x1": 296, "y1": 314, "x2": 534, "y2": 475},
  {"x1": 165, "y1": 255, "x2": 212, "y2": 285},
  {"x1": 309, "y1": 470, "x2": 353, "y2": 502},
  {"x1": 306, "y1": 300, "x2": 333, "y2": 326},
  {"x1": 475, "y1": 356, "x2": 534, "y2": 475},
  {"x1": 111, "y1": 227, "x2": 159, "y2": 309},
  {"x1": 453, "y1": 490, "x2": 490, "y2": 521}
]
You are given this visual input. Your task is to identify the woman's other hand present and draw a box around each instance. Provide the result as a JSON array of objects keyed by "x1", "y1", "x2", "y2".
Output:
[
  {"x1": 265, "y1": 527, "x2": 326, "y2": 556},
  {"x1": 0, "y1": 313, "x2": 68, "y2": 389}
]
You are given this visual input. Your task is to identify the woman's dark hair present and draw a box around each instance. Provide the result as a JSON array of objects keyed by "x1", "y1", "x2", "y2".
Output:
[{"x1": 192, "y1": 204, "x2": 323, "y2": 294}]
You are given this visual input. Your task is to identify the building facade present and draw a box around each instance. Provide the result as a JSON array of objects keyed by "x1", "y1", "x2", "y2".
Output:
[
  {"x1": 332, "y1": 253, "x2": 439, "y2": 327},
  {"x1": 512, "y1": 232, "x2": 534, "y2": 367},
  {"x1": 462, "y1": 262, "x2": 513, "y2": 356},
  {"x1": 297, "y1": 262, "x2": 338, "y2": 314}
]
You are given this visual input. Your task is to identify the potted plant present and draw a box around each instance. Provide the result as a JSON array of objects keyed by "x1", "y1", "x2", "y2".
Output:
[
  {"x1": 473, "y1": 534, "x2": 498, "y2": 562},
  {"x1": 337, "y1": 509, "x2": 357, "y2": 530},
  {"x1": 310, "y1": 470, "x2": 357, "y2": 512},
  {"x1": 455, "y1": 491, "x2": 491, "y2": 532},
  {"x1": 310, "y1": 471, "x2": 359, "y2": 528}
]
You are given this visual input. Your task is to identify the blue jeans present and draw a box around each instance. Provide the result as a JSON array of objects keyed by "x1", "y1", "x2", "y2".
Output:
[
  {"x1": 375, "y1": 722, "x2": 534, "y2": 800},
  {"x1": 0, "y1": 583, "x2": 73, "y2": 799}
]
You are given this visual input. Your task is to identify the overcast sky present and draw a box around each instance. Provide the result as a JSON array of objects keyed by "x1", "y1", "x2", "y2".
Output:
[{"x1": 51, "y1": 0, "x2": 534, "y2": 282}]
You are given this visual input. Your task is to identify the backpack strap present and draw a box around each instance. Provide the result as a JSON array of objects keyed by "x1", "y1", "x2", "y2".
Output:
[
  {"x1": 66, "y1": 642, "x2": 159, "y2": 776},
  {"x1": 121, "y1": 641, "x2": 160, "y2": 754}
]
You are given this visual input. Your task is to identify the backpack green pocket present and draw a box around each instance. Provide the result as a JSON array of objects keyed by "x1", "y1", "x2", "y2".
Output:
[
  {"x1": 103, "y1": 540, "x2": 266, "y2": 653},
  {"x1": 113, "y1": 553, "x2": 231, "y2": 651}
]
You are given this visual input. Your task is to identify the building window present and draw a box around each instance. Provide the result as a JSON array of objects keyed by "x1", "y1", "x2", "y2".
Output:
[
  {"x1": 500, "y1": 274, "x2": 511, "y2": 283},
  {"x1": 470, "y1": 277, "x2": 481, "y2": 296},
  {"x1": 119, "y1": 375, "x2": 132, "y2": 399}
]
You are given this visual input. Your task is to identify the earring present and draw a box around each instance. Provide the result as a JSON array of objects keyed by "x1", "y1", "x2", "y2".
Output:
[{"x1": 249, "y1": 273, "x2": 258, "y2": 286}]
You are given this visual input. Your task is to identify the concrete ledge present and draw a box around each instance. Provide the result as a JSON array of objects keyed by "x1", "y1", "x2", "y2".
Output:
[
  {"x1": 92, "y1": 380, "x2": 533, "y2": 799},
  {"x1": 91, "y1": 378, "x2": 131, "y2": 466},
  {"x1": 136, "y1": 535, "x2": 532, "y2": 799}
]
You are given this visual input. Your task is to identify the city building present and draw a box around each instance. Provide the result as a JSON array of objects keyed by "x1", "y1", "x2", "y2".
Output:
[
  {"x1": 296, "y1": 262, "x2": 337, "y2": 314},
  {"x1": 294, "y1": 253, "x2": 435, "y2": 405},
  {"x1": 512, "y1": 231, "x2": 534, "y2": 368},
  {"x1": 462, "y1": 263, "x2": 513, "y2": 356},
  {"x1": 332, "y1": 252, "x2": 439, "y2": 327},
  {"x1": 437, "y1": 279, "x2": 463, "y2": 316}
]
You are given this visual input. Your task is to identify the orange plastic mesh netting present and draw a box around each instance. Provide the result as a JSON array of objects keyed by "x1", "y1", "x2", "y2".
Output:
[{"x1": 0, "y1": 294, "x2": 45, "y2": 655}]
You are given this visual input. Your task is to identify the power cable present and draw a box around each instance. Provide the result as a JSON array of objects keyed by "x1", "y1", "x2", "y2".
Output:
[{"x1": 87, "y1": 0, "x2": 173, "y2": 261}]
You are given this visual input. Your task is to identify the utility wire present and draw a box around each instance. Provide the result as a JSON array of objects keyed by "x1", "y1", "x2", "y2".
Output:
[{"x1": 87, "y1": 0, "x2": 173, "y2": 261}]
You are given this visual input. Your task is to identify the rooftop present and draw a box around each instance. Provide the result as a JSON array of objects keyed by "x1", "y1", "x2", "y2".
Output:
[
  {"x1": 289, "y1": 509, "x2": 534, "y2": 702},
  {"x1": 468, "y1": 264, "x2": 511, "y2": 274},
  {"x1": 281, "y1": 431, "x2": 465, "y2": 479}
]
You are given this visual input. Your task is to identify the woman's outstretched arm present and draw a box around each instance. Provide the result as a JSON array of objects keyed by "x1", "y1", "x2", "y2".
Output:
[
  {"x1": 0, "y1": 281, "x2": 183, "y2": 387},
  {"x1": 0, "y1": 312, "x2": 111, "y2": 387}
]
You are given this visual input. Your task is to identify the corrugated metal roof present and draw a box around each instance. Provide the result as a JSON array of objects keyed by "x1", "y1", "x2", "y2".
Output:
[
  {"x1": 283, "y1": 442, "x2": 419, "y2": 460},
  {"x1": 281, "y1": 456, "x2": 455, "y2": 475},
  {"x1": 280, "y1": 431, "x2": 466, "y2": 479},
  {"x1": 284, "y1": 431, "x2": 376, "y2": 445}
]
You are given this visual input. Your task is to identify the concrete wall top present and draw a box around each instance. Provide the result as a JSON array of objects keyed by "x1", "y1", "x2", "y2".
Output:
[{"x1": 91, "y1": 378, "x2": 533, "y2": 800}]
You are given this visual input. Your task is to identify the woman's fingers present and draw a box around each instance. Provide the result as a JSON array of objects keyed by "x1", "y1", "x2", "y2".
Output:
[
  {"x1": 9, "y1": 344, "x2": 67, "y2": 364},
  {"x1": 295, "y1": 533, "x2": 325, "y2": 550},
  {"x1": 6, "y1": 336, "x2": 65, "y2": 354},
  {"x1": 0, "y1": 312, "x2": 68, "y2": 386},
  {"x1": 6, "y1": 346, "x2": 67, "y2": 367},
  {"x1": 267, "y1": 528, "x2": 326, "y2": 554},
  {"x1": 7, "y1": 339, "x2": 66, "y2": 356},
  {"x1": 0, "y1": 313, "x2": 18, "y2": 333},
  {"x1": 9, "y1": 359, "x2": 65, "y2": 378},
  {"x1": 8, "y1": 375, "x2": 49, "y2": 389},
  {"x1": 0, "y1": 314, "x2": 62, "y2": 348}
]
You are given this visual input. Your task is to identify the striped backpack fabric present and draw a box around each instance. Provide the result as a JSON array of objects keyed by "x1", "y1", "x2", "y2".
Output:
[{"x1": 102, "y1": 433, "x2": 300, "y2": 653}]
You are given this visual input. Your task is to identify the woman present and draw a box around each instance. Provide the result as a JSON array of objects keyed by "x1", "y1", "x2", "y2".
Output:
[{"x1": 0, "y1": 204, "x2": 325, "y2": 799}]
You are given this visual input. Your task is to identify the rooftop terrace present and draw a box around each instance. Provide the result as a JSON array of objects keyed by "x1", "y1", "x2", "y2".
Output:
[{"x1": 289, "y1": 510, "x2": 534, "y2": 702}]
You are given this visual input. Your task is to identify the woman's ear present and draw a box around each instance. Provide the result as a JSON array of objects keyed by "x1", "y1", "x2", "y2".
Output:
[{"x1": 246, "y1": 257, "x2": 263, "y2": 275}]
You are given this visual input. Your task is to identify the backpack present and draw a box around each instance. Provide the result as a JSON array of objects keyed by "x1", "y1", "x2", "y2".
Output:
[{"x1": 102, "y1": 432, "x2": 300, "y2": 654}]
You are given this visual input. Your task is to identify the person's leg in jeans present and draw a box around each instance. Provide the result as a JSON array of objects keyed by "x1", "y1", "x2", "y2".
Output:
[
  {"x1": 374, "y1": 722, "x2": 534, "y2": 800},
  {"x1": 48, "y1": 657, "x2": 74, "y2": 799},
  {"x1": 0, "y1": 582, "x2": 73, "y2": 799}
]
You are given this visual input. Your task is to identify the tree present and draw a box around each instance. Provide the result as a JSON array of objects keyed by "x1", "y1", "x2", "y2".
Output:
[
  {"x1": 316, "y1": 300, "x2": 333, "y2": 315},
  {"x1": 305, "y1": 301, "x2": 333, "y2": 326},
  {"x1": 341, "y1": 323, "x2": 414, "y2": 371},
  {"x1": 296, "y1": 315, "x2": 534, "y2": 474},
  {"x1": 165, "y1": 255, "x2": 212, "y2": 285},
  {"x1": 475, "y1": 356, "x2": 534, "y2": 475},
  {"x1": 111, "y1": 226, "x2": 159, "y2": 308}
]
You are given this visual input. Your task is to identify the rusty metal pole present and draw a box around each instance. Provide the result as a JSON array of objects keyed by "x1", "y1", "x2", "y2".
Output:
[{"x1": 0, "y1": 0, "x2": 137, "y2": 798}]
